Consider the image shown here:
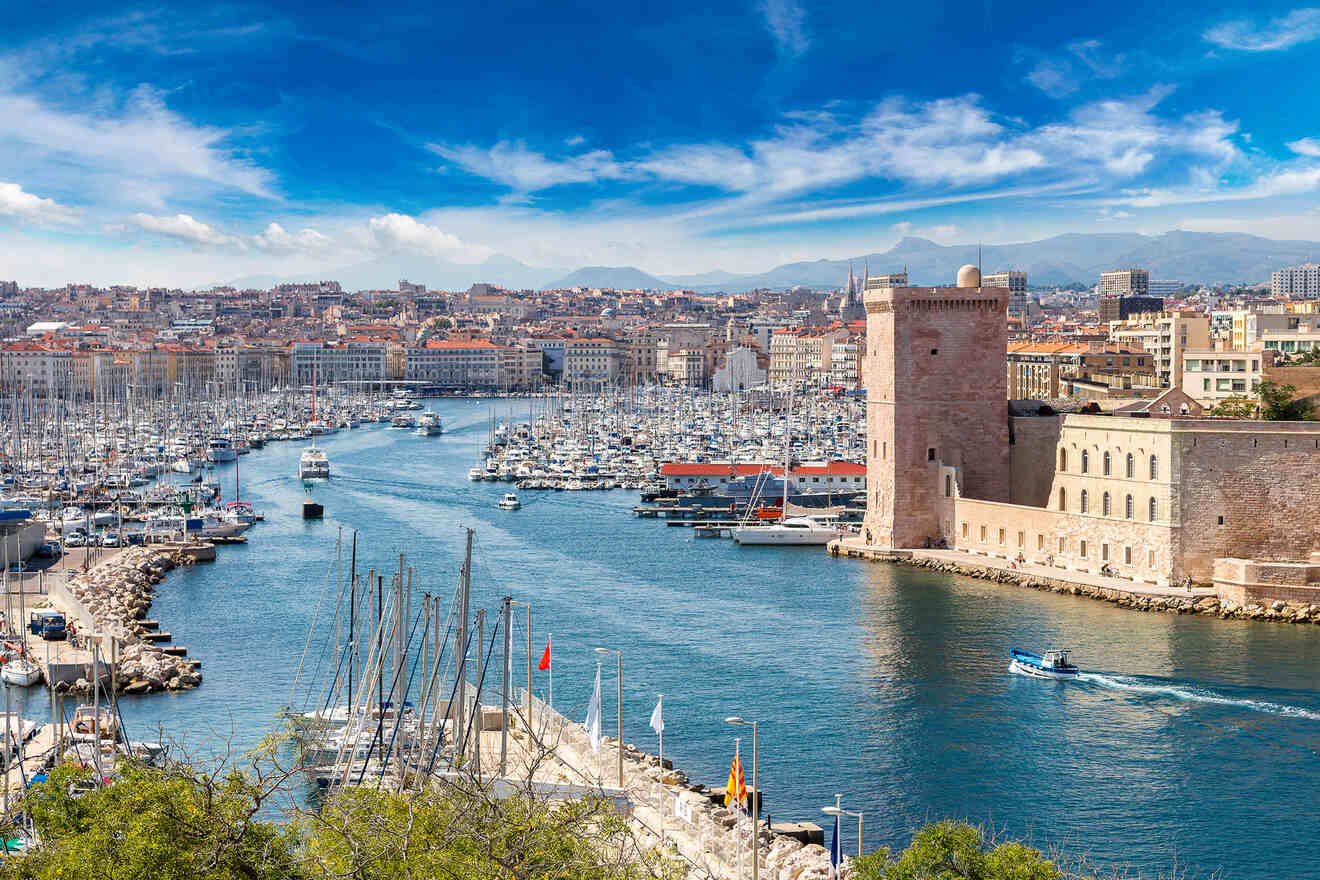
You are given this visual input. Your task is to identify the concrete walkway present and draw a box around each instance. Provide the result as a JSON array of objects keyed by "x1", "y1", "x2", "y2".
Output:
[{"x1": 830, "y1": 537, "x2": 1215, "y2": 601}]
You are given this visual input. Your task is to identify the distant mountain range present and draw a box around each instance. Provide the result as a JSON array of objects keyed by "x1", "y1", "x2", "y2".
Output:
[{"x1": 225, "y1": 230, "x2": 1320, "y2": 293}]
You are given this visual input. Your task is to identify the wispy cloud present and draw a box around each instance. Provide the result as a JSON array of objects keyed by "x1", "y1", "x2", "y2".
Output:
[
  {"x1": 427, "y1": 141, "x2": 628, "y2": 192},
  {"x1": 0, "y1": 181, "x2": 79, "y2": 225},
  {"x1": 1204, "y1": 8, "x2": 1320, "y2": 51},
  {"x1": 1023, "y1": 39, "x2": 1125, "y2": 98},
  {"x1": 1289, "y1": 137, "x2": 1320, "y2": 157},
  {"x1": 759, "y1": 0, "x2": 810, "y2": 57}
]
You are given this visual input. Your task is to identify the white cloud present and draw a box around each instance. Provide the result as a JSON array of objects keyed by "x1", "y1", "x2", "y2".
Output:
[
  {"x1": 253, "y1": 222, "x2": 332, "y2": 252},
  {"x1": 1204, "y1": 8, "x2": 1320, "y2": 51},
  {"x1": 128, "y1": 212, "x2": 241, "y2": 247},
  {"x1": 427, "y1": 141, "x2": 627, "y2": 192},
  {"x1": 1289, "y1": 137, "x2": 1320, "y2": 157},
  {"x1": 1107, "y1": 163, "x2": 1320, "y2": 208},
  {"x1": 759, "y1": 0, "x2": 809, "y2": 57},
  {"x1": 0, "y1": 85, "x2": 273, "y2": 208},
  {"x1": 1026, "y1": 60, "x2": 1077, "y2": 98},
  {"x1": 0, "y1": 181, "x2": 78, "y2": 225},
  {"x1": 366, "y1": 213, "x2": 493, "y2": 263}
]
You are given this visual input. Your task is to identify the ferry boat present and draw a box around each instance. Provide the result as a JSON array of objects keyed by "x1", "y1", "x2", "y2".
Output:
[
  {"x1": 497, "y1": 492, "x2": 521, "y2": 510},
  {"x1": 1009, "y1": 649, "x2": 1080, "y2": 680},
  {"x1": 299, "y1": 446, "x2": 331, "y2": 480},
  {"x1": 414, "y1": 412, "x2": 442, "y2": 436}
]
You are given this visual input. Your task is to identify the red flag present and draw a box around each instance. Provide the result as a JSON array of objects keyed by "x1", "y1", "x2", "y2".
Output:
[{"x1": 537, "y1": 634, "x2": 551, "y2": 671}]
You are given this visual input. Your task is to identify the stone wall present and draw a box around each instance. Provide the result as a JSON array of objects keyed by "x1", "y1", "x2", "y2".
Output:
[
  {"x1": 1213, "y1": 557, "x2": 1320, "y2": 605},
  {"x1": 1177, "y1": 425, "x2": 1320, "y2": 578},
  {"x1": 951, "y1": 496, "x2": 1173, "y2": 585},
  {"x1": 1009, "y1": 415, "x2": 1060, "y2": 507}
]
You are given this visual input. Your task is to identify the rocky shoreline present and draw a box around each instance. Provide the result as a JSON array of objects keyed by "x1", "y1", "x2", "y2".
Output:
[
  {"x1": 896, "y1": 556, "x2": 1320, "y2": 625},
  {"x1": 57, "y1": 545, "x2": 204, "y2": 695}
]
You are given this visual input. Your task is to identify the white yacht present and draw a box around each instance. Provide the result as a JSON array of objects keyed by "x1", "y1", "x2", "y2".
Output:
[
  {"x1": 731, "y1": 516, "x2": 844, "y2": 546},
  {"x1": 206, "y1": 437, "x2": 237, "y2": 463},
  {"x1": 299, "y1": 446, "x2": 331, "y2": 480},
  {"x1": 497, "y1": 492, "x2": 521, "y2": 510},
  {"x1": 414, "y1": 412, "x2": 442, "y2": 436}
]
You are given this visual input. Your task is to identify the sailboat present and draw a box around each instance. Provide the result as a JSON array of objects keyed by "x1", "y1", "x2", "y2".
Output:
[{"x1": 732, "y1": 378, "x2": 844, "y2": 546}]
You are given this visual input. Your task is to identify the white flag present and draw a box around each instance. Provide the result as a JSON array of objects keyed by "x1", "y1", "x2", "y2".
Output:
[
  {"x1": 585, "y1": 662, "x2": 602, "y2": 753},
  {"x1": 649, "y1": 695, "x2": 664, "y2": 734}
]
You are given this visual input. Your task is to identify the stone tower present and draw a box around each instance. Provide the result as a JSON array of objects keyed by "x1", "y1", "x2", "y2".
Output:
[{"x1": 862, "y1": 265, "x2": 1011, "y2": 548}]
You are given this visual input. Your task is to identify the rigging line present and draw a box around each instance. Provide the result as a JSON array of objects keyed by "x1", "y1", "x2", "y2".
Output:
[
  {"x1": 450, "y1": 616, "x2": 504, "y2": 777},
  {"x1": 369, "y1": 602, "x2": 430, "y2": 790},
  {"x1": 424, "y1": 626, "x2": 475, "y2": 780},
  {"x1": 286, "y1": 542, "x2": 340, "y2": 708}
]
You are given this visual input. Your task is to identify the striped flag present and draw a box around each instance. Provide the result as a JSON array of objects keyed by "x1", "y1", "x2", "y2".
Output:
[{"x1": 724, "y1": 741, "x2": 747, "y2": 811}]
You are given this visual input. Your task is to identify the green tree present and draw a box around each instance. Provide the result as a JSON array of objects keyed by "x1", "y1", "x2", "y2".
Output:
[
  {"x1": 1210, "y1": 396, "x2": 1257, "y2": 419},
  {"x1": 1256, "y1": 379, "x2": 1315, "y2": 421},
  {"x1": 4, "y1": 761, "x2": 301, "y2": 880},
  {"x1": 851, "y1": 821, "x2": 1060, "y2": 880}
]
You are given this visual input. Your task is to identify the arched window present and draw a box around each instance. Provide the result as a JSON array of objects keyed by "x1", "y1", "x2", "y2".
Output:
[
  {"x1": 1081, "y1": 450, "x2": 1089, "y2": 474},
  {"x1": 1080, "y1": 489, "x2": 1089, "y2": 513},
  {"x1": 1059, "y1": 449, "x2": 1068, "y2": 472},
  {"x1": 1149, "y1": 497, "x2": 1157, "y2": 521},
  {"x1": 944, "y1": 474, "x2": 952, "y2": 497},
  {"x1": 1103, "y1": 452, "x2": 1111, "y2": 475},
  {"x1": 1103, "y1": 492, "x2": 1111, "y2": 515},
  {"x1": 1058, "y1": 487, "x2": 1067, "y2": 511},
  {"x1": 1149, "y1": 455, "x2": 1158, "y2": 480},
  {"x1": 1125, "y1": 494, "x2": 1133, "y2": 519},
  {"x1": 1126, "y1": 453, "x2": 1134, "y2": 478}
]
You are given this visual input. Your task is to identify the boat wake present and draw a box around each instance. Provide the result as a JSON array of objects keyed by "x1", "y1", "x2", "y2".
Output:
[{"x1": 1078, "y1": 673, "x2": 1320, "y2": 721}]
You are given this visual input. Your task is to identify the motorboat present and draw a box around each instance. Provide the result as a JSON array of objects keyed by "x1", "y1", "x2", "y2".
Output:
[
  {"x1": 731, "y1": 516, "x2": 844, "y2": 546},
  {"x1": 414, "y1": 412, "x2": 443, "y2": 436},
  {"x1": 206, "y1": 437, "x2": 237, "y2": 463},
  {"x1": 497, "y1": 493, "x2": 521, "y2": 510},
  {"x1": 299, "y1": 446, "x2": 331, "y2": 480},
  {"x1": 1009, "y1": 649, "x2": 1080, "y2": 680},
  {"x1": 467, "y1": 466, "x2": 485, "y2": 481}
]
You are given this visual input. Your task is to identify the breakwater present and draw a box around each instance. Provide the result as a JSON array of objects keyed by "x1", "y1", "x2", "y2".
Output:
[
  {"x1": 53, "y1": 545, "x2": 204, "y2": 695},
  {"x1": 829, "y1": 541, "x2": 1320, "y2": 626}
]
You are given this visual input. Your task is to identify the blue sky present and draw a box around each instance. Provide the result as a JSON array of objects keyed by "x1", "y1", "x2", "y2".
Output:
[{"x1": 2, "y1": 0, "x2": 1320, "y2": 285}]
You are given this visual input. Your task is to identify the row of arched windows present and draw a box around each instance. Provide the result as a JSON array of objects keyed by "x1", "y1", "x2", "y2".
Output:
[
  {"x1": 1059, "y1": 487, "x2": 1158, "y2": 521},
  {"x1": 1061, "y1": 449, "x2": 1158, "y2": 480}
]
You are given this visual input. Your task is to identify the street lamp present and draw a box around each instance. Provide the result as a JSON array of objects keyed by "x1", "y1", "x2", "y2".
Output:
[
  {"x1": 821, "y1": 793, "x2": 864, "y2": 857},
  {"x1": 594, "y1": 647, "x2": 623, "y2": 787},
  {"x1": 726, "y1": 716, "x2": 759, "y2": 880}
]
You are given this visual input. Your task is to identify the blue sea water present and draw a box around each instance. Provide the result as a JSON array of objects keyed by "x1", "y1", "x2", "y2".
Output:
[{"x1": 18, "y1": 398, "x2": 1320, "y2": 878}]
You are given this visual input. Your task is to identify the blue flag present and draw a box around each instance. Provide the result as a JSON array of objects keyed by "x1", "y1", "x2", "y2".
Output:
[{"x1": 829, "y1": 812, "x2": 841, "y2": 878}]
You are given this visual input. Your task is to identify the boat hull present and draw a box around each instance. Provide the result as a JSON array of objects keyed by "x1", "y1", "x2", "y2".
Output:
[{"x1": 1009, "y1": 659, "x2": 1080, "y2": 680}]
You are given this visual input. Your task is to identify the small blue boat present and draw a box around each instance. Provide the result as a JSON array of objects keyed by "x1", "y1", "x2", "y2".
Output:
[{"x1": 1010, "y1": 648, "x2": 1080, "y2": 679}]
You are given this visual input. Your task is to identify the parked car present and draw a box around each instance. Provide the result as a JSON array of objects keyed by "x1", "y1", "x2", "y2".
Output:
[
  {"x1": 100, "y1": 532, "x2": 122, "y2": 548},
  {"x1": 64, "y1": 534, "x2": 87, "y2": 548}
]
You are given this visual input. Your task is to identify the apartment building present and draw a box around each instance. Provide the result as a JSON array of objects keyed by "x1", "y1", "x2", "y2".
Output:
[
  {"x1": 404, "y1": 338, "x2": 502, "y2": 388},
  {"x1": 1006, "y1": 343, "x2": 1156, "y2": 399},
  {"x1": 1271, "y1": 263, "x2": 1320, "y2": 298},
  {"x1": 1099, "y1": 269, "x2": 1150, "y2": 297},
  {"x1": 563, "y1": 338, "x2": 622, "y2": 388},
  {"x1": 290, "y1": 340, "x2": 387, "y2": 385},
  {"x1": 1108, "y1": 311, "x2": 1210, "y2": 387},
  {"x1": 1180, "y1": 348, "x2": 1275, "y2": 406},
  {"x1": 0, "y1": 340, "x2": 74, "y2": 396}
]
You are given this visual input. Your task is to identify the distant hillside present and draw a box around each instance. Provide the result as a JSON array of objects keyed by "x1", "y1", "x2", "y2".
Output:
[
  {"x1": 540, "y1": 266, "x2": 673, "y2": 290},
  {"x1": 682, "y1": 231, "x2": 1320, "y2": 291},
  {"x1": 227, "y1": 253, "x2": 561, "y2": 292}
]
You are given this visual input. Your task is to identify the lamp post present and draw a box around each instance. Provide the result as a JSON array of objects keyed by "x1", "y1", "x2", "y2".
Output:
[
  {"x1": 821, "y1": 793, "x2": 864, "y2": 857},
  {"x1": 726, "y1": 716, "x2": 759, "y2": 880},
  {"x1": 594, "y1": 647, "x2": 623, "y2": 787}
]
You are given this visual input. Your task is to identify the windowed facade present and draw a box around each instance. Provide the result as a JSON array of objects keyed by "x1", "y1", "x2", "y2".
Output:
[
  {"x1": 1080, "y1": 489, "x2": 1089, "y2": 513},
  {"x1": 1149, "y1": 497, "x2": 1157, "y2": 522},
  {"x1": 1102, "y1": 492, "x2": 1111, "y2": 515},
  {"x1": 1150, "y1": 455, "x2": 1158, "y2": 480},
  {"x1": 1081, "y1": 450, "x2": 1089, "y2": 474},
  {"x1": 1126, "y1": 454, "x2": 1134, "y2": 478},
  {"x1": 1103, "y1": 452, "x2": 1111, "y2": 475}
]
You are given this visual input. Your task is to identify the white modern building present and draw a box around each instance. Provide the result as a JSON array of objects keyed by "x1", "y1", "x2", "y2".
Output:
[{"x1": 1272, "y1": 264, "x2": 1320, "y2": 298}]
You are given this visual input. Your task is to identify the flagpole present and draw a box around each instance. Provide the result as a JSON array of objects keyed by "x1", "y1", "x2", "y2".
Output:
[
  {"x1": 547, "y1": 633, "x2": 553, "y2": 711},
  {"x1": 657, "y1": 694, "x2": 664, "y2": 846},
  {"x1": 735, "y1": 737, "x2": 743, "y2": 880}
]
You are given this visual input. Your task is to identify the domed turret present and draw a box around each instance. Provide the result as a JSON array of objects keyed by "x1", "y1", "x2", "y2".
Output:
[{"x1": 956, "y1": 264, "x2": 981, "y2": 288}]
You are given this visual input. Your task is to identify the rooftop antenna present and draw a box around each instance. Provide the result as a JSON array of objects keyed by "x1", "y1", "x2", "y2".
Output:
[{"x1": 978, "y1": 242, "x2": 983, "y2": 280}]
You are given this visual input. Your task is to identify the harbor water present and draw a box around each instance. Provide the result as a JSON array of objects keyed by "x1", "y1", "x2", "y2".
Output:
[{"x1": 19, "y1": 398, "x2": 1320, "y2": 879}]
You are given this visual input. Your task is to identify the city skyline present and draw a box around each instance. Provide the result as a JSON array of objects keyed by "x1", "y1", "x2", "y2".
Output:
[{"x1": 3, "y1": 1, "x2": 1320, "y2": 286}]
